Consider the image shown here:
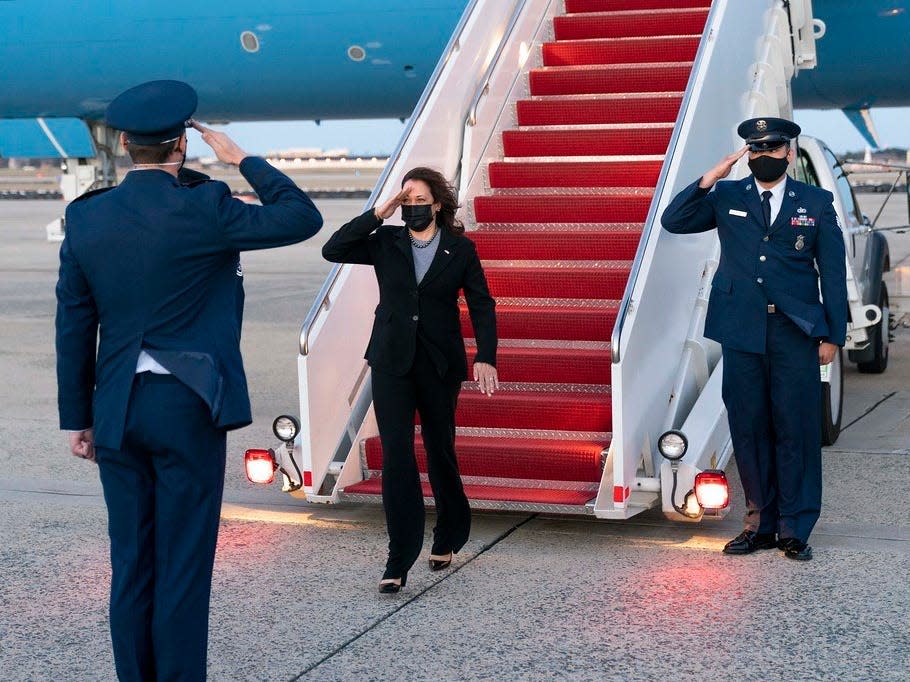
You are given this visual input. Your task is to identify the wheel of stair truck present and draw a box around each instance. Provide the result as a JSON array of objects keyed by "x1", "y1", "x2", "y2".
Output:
[
  {"x1": 857, "y1": 283, "x2": 890, "y2": 374},
  {"x1": 820, "y1": 347, "x2": 843, "y2": 447}
]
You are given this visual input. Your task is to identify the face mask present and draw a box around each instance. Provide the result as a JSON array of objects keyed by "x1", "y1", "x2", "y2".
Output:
[
  {"x1": 748, "y1": 155, "x2": 789, "y2": 183},
  {"x1": 401, "y1": 204, "x2": 434, "y2": 232}
]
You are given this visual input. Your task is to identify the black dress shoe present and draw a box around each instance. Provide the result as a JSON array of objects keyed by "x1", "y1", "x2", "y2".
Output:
[
  {"x1": 778, "y1": 538, "x2": 813, "y2": 561},
  {"x1": 428, "y1": 552, "x2": 453, "y2": 571},
  {"x1": 378, "y1": 572, "x2": 408, "y2": 593},
  {"x1": 722, "y1": 530, "x2": 778, "y2": 555}
]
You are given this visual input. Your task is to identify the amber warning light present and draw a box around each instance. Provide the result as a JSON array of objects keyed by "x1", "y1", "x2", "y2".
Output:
[
  {"x1": 245, "y1": 448, "x2": 277, "y2": 484},
  {"x1": 694, "y1": 470, "x2": 730, "y2": 509}
]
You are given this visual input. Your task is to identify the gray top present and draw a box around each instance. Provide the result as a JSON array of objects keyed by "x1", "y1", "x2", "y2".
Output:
[{"x1": 411, "y1": 229, "x2": 441, "y2": 284}]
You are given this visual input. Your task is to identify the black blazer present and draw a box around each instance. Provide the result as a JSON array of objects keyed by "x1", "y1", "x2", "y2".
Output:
[
  {"x1": 322, "y1": 209, "x2": 496, "y2": 381},
  {"x1": 56, "y1": 157, "x2": 323, "y2": 449}
]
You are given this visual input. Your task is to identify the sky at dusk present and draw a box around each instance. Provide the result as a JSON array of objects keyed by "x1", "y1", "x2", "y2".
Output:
[{"x1": 185, "y1": 107, "x2": 910, "y2": 160}]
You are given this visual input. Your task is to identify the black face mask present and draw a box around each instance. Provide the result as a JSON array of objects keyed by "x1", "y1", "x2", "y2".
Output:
[
  {"x1": 401, "y1": 204, "x2": 434, "y2": 232},
  {"x1": 748, "y1": 155, "x2": 789, "y2": 183}
]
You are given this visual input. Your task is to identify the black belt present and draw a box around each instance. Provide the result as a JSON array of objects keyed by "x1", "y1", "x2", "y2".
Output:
[
  {"x1": 135, "y1": 371, "x2": 180, "y2": 385},
  {"x1": 767, "y1": 304, "x2": 776, "y2": 314}
]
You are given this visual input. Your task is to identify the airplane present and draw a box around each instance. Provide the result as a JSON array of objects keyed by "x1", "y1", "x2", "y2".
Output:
[{"x1": 0, "y1": 0, "x2": 908, "y2": 162}]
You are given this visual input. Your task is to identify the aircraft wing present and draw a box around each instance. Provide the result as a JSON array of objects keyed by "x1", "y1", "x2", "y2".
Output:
[{"x1": 0, "y1": 117, "x2": 95, "y2": 158}]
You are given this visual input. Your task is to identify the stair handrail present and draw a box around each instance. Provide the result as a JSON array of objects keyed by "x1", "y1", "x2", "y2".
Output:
[
  {"x1": 465, "y1": 0, "x2": 529, "y2": 128},
  {"x1": 299, "y1": 0, "x2": 482, "y2": 355},
  {"x1": 609, "y1": 3, "x2": 719, "y2": 365}
]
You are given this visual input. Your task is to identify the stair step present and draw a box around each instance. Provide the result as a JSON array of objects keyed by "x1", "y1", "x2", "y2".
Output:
[
  {"x1": 516, "y1": 94, "x2": 683, "y2": 125},
  {"x1": 471, "y1": 227, "x2": 642, "y2": 261},
  {"x1": 488, "y1": 159, "x2": 662, "y2": 188},
  {"x1": 474, "y1": 193, "x2": 652, "y2": 223},
  {"x1": 502, "y1": 127, "x2": 671, "y2": 157},
  {"x1": 462, "y1": 299, "x2": 618, "y2": 342},
  {"x1": 543, "y1": 36, "x2": 699, "y2": 66},
  {"x1": 566, "y1": 0, "x2": 712, "y2": 12},
  {"x1": 341, "y1": 478, "x2": 597, "y2": 507},
  {"x1": 529, "y1": 63, "x2": 692, "y2": 96},
  {"x1": 363, "y1": 434, "x2": 608, "y2": 482},
  {"x1": 452, "y1": 386, "x2": 611, "y2": 432},
  {"x1": 467, "y1": 344, "x2": 611, "y2": 384},
  {"x1": 554, "y1": 9, "x2": 710, "y2": 40},
  {"x1": 483, "y1": 263, "x2": 631, "y2": 300}
]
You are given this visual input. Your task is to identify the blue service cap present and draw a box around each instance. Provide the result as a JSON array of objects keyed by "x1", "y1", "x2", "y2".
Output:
[
  {"x1": 105, "y1": 80, "x2": 198, "y2": 145},
  {"x1": 737, "y1": 117, "x2": 801, "y2": 151}
]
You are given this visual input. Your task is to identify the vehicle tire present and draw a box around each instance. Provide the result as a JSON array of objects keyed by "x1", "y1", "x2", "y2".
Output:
[
  {"x1": 857, "y1": 282, "x2": 889, "y2": 374},
  {"x1": 820, "y1": 347, "x2": 843, "y2": 446}
]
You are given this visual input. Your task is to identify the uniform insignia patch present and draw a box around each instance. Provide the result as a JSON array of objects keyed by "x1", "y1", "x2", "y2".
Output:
[
  {"x1": 757, "y1": 119, "x2": 767, "y2": 131},
  {"x1": 790, "y1": 216, "x2": 816, "y2": 228},
  {"x1": 795, "y1": 234, "x2": 805, "y2": 251},
  {"x1": 797, "y1": 207, "x2": 807, "y2": 214},
  {"x1": 788, "y1": 190, "x2": 796, "y2": 197}
]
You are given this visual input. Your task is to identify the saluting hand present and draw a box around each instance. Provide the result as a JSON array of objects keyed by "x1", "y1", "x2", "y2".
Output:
[
  {"x1": 698, "y1": 146, "x2": 749, "y2": 189},
  {"x1": 374, "y1": 189, "x2": 411, "y2": 220},
  {"x1": 474, "y1": 362, "x2": 499, "y2": 397},
  {"x1": 68, "y1": 428, "x2": 95, "y2": 463},
  {"x1": 190, "y1": 121, "x2": 249, "y2": 166}
]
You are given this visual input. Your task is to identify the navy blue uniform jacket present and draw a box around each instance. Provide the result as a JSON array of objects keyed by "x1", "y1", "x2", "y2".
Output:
[
  {"x1": 661, "y1": 176, "x2": 847, "y2": 353},
  {"x1": 322, "y1": 210, "x2": 496, "y2": 380},
  {"x1": 56, "y1": 157, "x2": 323, "y2": 449}
]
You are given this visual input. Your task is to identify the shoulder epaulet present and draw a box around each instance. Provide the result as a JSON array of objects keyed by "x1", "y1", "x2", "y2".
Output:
[{"x1": 70, "y1": 186, "x2": 115, "y2": 204}]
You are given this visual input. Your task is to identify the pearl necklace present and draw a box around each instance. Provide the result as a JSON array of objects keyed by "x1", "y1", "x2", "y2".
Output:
[{"x1": 409, "y1": 228, "x2": 439, "y2": 249}]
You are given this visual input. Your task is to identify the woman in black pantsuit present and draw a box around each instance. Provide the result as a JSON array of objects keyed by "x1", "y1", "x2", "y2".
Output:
[{"x1": 322, "y1": 167, "x2": 498, "y2": 593}]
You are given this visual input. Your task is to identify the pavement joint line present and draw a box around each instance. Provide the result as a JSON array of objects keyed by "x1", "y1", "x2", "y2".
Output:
[
  {"x1": 289, "y1": 513, "x2": 539, "y2": 680},
  {"x1": 840, "y1": 390, "x2": 898, "y2": 432}
]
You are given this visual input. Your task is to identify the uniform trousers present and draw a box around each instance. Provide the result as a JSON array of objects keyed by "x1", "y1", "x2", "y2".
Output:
[
  {"x1": 95, "y1": 372, "x2": 226, "y2": 682},
  {"x1": 371, "y1": 341, "x2": 470, "y2": 579},
  {"x1": 721, "y1": 312, "x2": 822, "y2": 542}
]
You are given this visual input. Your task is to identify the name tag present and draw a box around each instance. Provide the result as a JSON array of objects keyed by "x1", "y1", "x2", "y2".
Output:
[{"x1": 728, "y1": 209, "x2": 747, "y2": 217}]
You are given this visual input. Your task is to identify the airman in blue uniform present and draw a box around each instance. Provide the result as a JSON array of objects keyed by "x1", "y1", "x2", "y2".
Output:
[
  {"x1": 55, "y1": 80, "x2": 322, "y2": 680},
  {"x1": 661, "y1": 117, "x2": 847, "y2": 561}
]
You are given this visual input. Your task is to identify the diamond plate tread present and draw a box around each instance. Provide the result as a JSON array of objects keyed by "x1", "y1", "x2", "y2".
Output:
[
  {"x1": 543, "y1": 36, "x2": 699, "y2": 66},
  {"x1": 553, "y1": 9, "x2": 710, "y2": 41},
  {"x1": 516, "y1": 94, "x2": 683, "y2": 125},
  {"x1": 340, "y1": 477, "x2": 597, "y2": 506}
]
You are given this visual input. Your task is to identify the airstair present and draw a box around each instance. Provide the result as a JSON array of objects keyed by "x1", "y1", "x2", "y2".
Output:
[{"x1": 294, "y1": 0, "x2": 820, "y2": 519}]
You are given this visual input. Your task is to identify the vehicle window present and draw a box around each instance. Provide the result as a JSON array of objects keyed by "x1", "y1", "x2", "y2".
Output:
[
  {"x1": 822, "y1": 145, "x2": 863, "y2": 224},
  {"x1": 795, "y1": 147, "x2": 820, "y2": 187}
]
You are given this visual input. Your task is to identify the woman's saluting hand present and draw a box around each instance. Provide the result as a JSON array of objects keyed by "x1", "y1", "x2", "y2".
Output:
[{"x1": 374, "y1": 188, "x2": 411, "y2": 220}]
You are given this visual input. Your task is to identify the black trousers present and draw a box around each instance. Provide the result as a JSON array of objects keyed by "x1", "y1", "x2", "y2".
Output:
[
  {"x1": 371, "y1": 342, "x2": 470, "y2": 578},
  {"x1": 721, "y1": 312, "x2": 822, "y2": 542},
  {"x1": 95, "y1": 373, "x2": 226, "y2": 682}
]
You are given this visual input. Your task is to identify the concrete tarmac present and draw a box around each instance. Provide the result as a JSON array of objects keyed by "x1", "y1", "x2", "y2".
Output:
[{"x1": 1, "y1": 192, "x2": 908, "y2": 681}]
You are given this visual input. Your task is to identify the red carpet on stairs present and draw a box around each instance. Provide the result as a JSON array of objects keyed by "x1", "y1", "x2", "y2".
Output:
[{"x1": 343, "y1": 0, "x2": 712, "y2": 511}]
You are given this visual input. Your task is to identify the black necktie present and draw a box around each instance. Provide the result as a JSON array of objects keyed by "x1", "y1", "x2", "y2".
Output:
[{"x1": 761, "y1": 190, "x2": 772, "y2": 229}]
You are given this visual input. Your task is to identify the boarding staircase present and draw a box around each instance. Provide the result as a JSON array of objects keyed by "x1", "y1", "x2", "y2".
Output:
[
  {"x1": 302, "y1": 0, "x2": 824, "y2": 518},
  {"x1": 340, "y1": 0, "x2": 706, "y2": 512}
]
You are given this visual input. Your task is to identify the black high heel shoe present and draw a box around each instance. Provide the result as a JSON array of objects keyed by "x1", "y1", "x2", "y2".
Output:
[
  {"x1": 378, "y1": 572, "x2": 407, "y2": 593},
  {"x1": 428, "y1": 552, "x2": 453, "y2": 571}
]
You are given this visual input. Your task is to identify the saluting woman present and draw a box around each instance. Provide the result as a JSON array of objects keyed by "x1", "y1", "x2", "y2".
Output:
[{"x1": 322, "y1": 167, "x2": 498, "y2": 593}]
